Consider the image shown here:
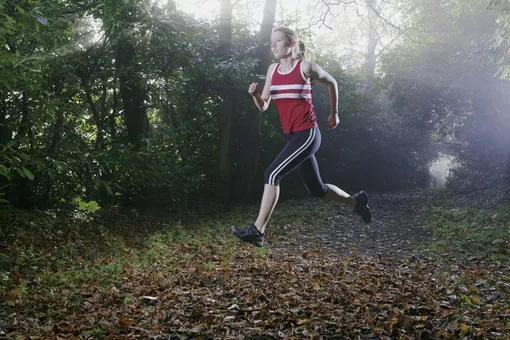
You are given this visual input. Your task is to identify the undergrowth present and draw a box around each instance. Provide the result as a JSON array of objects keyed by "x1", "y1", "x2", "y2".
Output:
[
  {"x1": 424, "y1": 204, "x2": 510, "y2": 262},
  {"x1": 0, "y1": 198, "x2": 334, "y2": 316}
]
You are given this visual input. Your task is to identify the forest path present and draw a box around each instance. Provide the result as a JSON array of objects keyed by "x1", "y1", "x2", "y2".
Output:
[{"x1": 272, "y1": 191, "x2": 437, "y2": 258}]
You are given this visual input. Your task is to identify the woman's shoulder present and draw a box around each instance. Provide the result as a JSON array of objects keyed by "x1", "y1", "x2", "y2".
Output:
[
  {"x1": 265, "y1": 63, "x2": 278, "y2": 77},
  {"x1": 300, "y1": 60, "x2": 315, "y2": 71}
]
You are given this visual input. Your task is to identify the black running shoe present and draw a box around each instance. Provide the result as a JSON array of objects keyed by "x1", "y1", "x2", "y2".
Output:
[
  {"x1": 230, "y1": 224, "x2": 264, "y2": 247},
  {"x1": 354, "y1": 191, "x2": 372, "y2": 223}
]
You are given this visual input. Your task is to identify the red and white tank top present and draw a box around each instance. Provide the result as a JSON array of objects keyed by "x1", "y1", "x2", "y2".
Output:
[{"x1": 270, "y1": 59, "x2": 318, "y2": 134}]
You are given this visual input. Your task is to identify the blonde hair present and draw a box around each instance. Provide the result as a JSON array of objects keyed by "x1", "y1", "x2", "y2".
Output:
[{"x1": 273, "y1": 26, "x2": 308, "y2": 60}]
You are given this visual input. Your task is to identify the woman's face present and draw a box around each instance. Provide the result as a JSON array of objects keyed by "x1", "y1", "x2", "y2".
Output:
[{"x1": 271, "y1": 31, "x2": 293, "y2": 59}]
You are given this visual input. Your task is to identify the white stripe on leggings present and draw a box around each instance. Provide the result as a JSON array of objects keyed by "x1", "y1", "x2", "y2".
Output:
[{"x1": 269, "y1": 128, "x2": 316, "y2": 185}]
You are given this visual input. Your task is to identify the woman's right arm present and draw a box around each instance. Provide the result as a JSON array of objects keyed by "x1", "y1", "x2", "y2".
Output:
[{"x1": 249, "y1": 63, "x2": 277, "y2": 112}]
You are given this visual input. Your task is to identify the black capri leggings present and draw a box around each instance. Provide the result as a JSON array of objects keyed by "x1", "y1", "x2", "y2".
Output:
[{"x1": 264, "y1": 127, "x2": 329, "y2": 197}]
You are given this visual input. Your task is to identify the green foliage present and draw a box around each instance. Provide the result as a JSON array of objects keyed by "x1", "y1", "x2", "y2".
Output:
[
  {"x1": 0, "y1": 146, "x2": 34, "y2": 181},
  {"x1": 0, "y1": 0, "x2": 16, "y2": 44},
  {"x1": 0, "y1": 0, "x2": 256, "y2": 208},
  {"x1": 3, "y1": 0, "x2": 394, "y2": 208},
  {"x1": 1, "y1": 0, "x2": 440, "y2": 209},
  {"x1": 0, "y1": 145, "x2": 37, "y2": 204},
  {"x1": 72, "y1": 197, "x2": 100, "y2": 213},
  {"x1": 2, "y1": 0, "x2": 506, "y2": 209}
]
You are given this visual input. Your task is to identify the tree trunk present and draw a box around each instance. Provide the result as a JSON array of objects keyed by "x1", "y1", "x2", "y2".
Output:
[
  {"x1": 97, "y1": 77, "x2": 108, "y2": 149},
  {"x1": 110, "y1": 77, "x2": 118, "y2": 138},
  {"x1": 0, "y1": 93, "x2": 11, "y2": 204},
  {"x1": 256, "y1": 0, "x2": 278, "y2": 75},
  {"x1": 364, "y1": 0, "x2": 379, "y2": 94},
  {"x1": 240, "y1": 0, "x2": 278, "y2": 202},
  {"x1": 16, "y1": 91, "x2": 32, "y2": 143},
  {"x1": 115, "y1": 38, "x2": 147, "y2": 146},
  {"x1": 216, "y1": 0, "x2": 234, "y2": 202},
  {"x1": 79, "y1": 71, "x2": 105, "y2": 150},
  {"x1": 40, "y1": 76, "x2": 66, "y2": 207}
]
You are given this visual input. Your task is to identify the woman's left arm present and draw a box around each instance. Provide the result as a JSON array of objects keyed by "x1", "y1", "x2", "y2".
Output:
[{"x1": 302, "y1": 61, "x2": 339, "y2": 129}]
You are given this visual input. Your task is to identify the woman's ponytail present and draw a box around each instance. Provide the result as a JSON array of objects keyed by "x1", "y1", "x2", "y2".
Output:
[
  {"x1": 291, "y1": 38, "x2": 308, "y2": 60},
  {"x1": 296, "y1": 41, "x2": 308, "y2": 60}
]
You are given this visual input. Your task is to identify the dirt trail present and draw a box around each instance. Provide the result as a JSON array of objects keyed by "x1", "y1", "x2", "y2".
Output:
[{"x1": 273, "y1": 191, "x2": 437, "y2": 257}]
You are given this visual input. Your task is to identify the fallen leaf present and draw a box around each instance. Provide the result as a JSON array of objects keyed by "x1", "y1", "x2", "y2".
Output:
[{"x1": 119, "y1": 316, "x2": 132, "y2": 328}]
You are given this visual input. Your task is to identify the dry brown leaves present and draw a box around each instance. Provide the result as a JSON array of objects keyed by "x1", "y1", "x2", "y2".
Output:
[{"x1": 13, "y1": 241, "x2": 506, "y2": 339}]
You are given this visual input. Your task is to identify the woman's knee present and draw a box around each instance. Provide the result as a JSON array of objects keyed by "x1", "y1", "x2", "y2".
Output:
[{"x1": 264, "y1": 168, "x2": 281, "y2": 186}]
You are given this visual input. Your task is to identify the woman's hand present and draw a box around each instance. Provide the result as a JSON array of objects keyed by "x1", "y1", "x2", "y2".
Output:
[
  {"x1": 248, "y1": 83, "x2": 260, "y2": 97},
  {"x1": 328, "y1": 113, "x2": 339, "y2": 130}
]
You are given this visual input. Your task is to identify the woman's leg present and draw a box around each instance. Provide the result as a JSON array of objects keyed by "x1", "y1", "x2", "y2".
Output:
[
  {"x1": 254, "y1": 184, "x2": 279, "y2": 234},
  {"x1": 257, "y1": 128, "x2": 320, "y2": 232},
  {"x1": 231, "y1": 128, "x2": 320, "y2": 245},
  {"x1": 299, "y1": 155, "x2": 371, "y2": 222},
  {"x1": 298, "y1": 155, "x2": 356, "y2": 207},
  {"x1": 324, "y1": 184, "x2": 356, "y2": 207}
]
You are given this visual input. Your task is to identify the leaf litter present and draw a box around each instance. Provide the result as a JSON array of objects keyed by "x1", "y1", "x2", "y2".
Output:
[
  {"x1": 5, "y1": 247, "x2": 508, "y2": 338},
  {"x1": 1, "y1": 192, "x2": 509, "y2": 339}
]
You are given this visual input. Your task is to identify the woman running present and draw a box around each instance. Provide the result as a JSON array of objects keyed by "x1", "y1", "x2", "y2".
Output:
[{"x1": 231, "y1": 26, "x2": 371, "y2": 247}]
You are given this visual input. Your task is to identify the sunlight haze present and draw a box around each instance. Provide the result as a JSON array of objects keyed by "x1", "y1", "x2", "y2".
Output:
[{"x1": 172, "y1": 0, "x2": 382, "y2": 68}]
